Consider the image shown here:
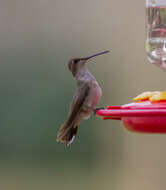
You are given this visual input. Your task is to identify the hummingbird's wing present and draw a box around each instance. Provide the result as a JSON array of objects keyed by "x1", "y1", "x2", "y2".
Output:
[
  {"x1": 66, "y1": 83, "x2": 90, "y2": 126},
  {"x1": 57, "y1": 83, "x2": 90, "y2": 145}
]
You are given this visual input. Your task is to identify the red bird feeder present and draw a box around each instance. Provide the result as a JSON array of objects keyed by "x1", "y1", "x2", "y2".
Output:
[{"x1": 96, "y1": 91, "x2": 166, "y2": 133}]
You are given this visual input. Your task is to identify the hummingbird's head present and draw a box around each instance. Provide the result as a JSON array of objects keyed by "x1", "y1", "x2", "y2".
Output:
[
  {"x1": 68, "y1": 51, "x2": 110, "y2": 77},
  {"x1": 68, "y1": 58, "x2": 87, "y2": 77}
]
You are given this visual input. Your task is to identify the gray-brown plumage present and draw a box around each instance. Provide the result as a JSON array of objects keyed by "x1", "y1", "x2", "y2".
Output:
[{"x1": 57, "y1": 51, "x2": 109, "y2": 146}]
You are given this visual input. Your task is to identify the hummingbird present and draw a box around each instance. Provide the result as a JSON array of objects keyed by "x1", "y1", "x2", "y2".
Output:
[{"x1": 57, "y1": 50, "x2": 109, "y2": 146}]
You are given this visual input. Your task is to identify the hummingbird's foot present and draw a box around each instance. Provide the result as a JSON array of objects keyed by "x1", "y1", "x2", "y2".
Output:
[{"x1": 94, "y1": 107, "x2": 105, "y2": 115}]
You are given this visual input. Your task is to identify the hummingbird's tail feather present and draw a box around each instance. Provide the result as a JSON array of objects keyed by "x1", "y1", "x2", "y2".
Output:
[{"x1": 56, "y1": 122, "x2": 78, "y2": 146}]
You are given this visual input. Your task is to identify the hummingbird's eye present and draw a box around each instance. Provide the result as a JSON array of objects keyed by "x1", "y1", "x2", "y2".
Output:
[
  {"x1": 73, "y1": 59, "x2": 80, "y2": 64},
  {"x1": 73, "y1": 60, "x2": 78, "y2": 64}
]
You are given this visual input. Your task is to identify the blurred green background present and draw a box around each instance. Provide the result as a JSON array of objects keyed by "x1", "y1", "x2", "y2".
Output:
[{"x1": 1, "y1": 0, "x2": 166, "y2": 189}]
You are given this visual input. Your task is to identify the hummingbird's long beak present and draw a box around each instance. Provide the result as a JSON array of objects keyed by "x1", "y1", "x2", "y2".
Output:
[{"x1": 83, "y1": 50, "x2": 110, "y2": 60}]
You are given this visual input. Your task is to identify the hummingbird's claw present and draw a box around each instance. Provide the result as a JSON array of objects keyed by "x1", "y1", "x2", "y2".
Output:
[{"x1": 94, "y1": 107, "x2": 105, "y2": 115}]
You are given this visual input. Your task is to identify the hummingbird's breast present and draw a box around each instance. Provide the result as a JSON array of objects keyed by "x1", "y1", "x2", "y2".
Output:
[
  {"x1": 87, "y1": 80, "x2": 102, "y2": 109},
  {"x1": 77, "y1": 70, "x2": 102, "y2": 109}
]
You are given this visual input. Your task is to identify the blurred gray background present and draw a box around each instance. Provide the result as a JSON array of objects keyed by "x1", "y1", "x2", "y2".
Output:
[{"x1": 1, "y1": 0, "x2": 166, "y2": 189}]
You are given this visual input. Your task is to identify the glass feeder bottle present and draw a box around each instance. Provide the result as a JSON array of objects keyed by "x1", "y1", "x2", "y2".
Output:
[{"x1": 146, "y1": 0, "x2": 166, "y2": 70}]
